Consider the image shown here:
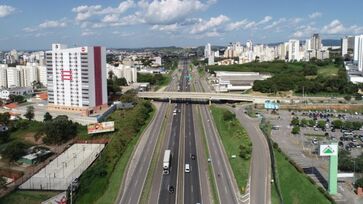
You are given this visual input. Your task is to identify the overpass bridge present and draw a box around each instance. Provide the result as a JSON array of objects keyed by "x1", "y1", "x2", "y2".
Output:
[{"x1": 137, "y1": 91, "x2": 332, "y2": 104}]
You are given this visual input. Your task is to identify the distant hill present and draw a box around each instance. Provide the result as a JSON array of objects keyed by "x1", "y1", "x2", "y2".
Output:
[{"x1": 322, "y1": 39, "x2": 341, "y2": 46}]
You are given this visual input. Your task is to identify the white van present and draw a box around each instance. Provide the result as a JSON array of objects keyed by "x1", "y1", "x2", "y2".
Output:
[{"x1": 185, "y1": 164, "x2": 190, "y2": 173}]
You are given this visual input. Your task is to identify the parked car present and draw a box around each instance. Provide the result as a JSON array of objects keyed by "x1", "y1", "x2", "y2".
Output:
[
  {"x1": 312, "y1": 138, "x2": 318, "y2": 145},
  {"x1": 338, "y1": 141, "x2": 344, "y2": 147}
]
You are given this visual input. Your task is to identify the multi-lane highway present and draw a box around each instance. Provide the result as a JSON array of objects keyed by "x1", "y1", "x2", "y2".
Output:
[
  {"x1": 116, "y1": 69, "x2": 180, "y2": 204},
  {"x1": 193, "y1": 71, "x2": 240, "y2": 204}
]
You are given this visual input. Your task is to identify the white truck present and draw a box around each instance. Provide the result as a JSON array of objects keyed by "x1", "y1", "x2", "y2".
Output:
[{"x1": 163, "y1": 150, "x2": 171, "y2": 174}]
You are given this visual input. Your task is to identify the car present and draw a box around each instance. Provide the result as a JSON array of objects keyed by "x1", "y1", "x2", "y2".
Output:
[
  {"x1": 191, "y1": 154, "x2": 196, "y2": 160},
  {"x1": 169, "y1": 185, "x2": 175, "y2": 193},
  {"x1": 345, "y1": 146, "x2": 352, "y2": 151},
  {"x1": 331, "y1": 128, "x2": 336, "y2": 132},
  {"x1": 338, "y1": 141, "x2": 344, "y2": 147},
  {"x1": 185, "y1": 164, "x2": 190, "y2": 173},
  {"x1": 356, "y1": 144, "x2": 362, "y2": 148},
  {"x1": 312, "y1": 138, "x2": 318, "y2": 144},
  {"x1": 348, "y1": 142, "x2": 356, "y2": 148}
]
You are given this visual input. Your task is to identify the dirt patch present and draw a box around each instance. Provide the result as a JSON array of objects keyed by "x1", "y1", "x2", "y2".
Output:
[{"x1": 23, "y1": 133, "x2": 43, "y2": 145}]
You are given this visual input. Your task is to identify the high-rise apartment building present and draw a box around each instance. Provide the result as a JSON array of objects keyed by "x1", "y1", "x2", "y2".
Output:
[
  {"x1": 310, "y1": 33, "x2": 322, "y2": 50},
  {"x1": 288, "y1": 39, "x2": 301, "y2": 61},
  {"x1": 0, "y1": 65, "x2": 7, "y2": 88},
  {"x1": 356, "y1": 35, "x2": 363, "y2": 72},
  {"x1": 6, "y1": 67, "x2": 21, "y2": 88},
  {"x1": 204, "y1": 43, "x2": 211, "y2": 59},
  {"x1": 46, "y1": 44, "x2": 108, "y2": 116}
]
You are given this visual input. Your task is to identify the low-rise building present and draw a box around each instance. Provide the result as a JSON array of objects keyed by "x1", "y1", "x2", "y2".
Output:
[
  {"x1": 0, "y1": 86, "x2": 34, "y2": 100},
  {"x1": 213, "y1": 71, "x2": 271, "y2": 92}
]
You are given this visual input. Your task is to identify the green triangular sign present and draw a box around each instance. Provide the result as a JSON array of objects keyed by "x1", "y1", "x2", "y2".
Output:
[{"x1": 323, "y1": 147, "x2": 333, "y2": 154}]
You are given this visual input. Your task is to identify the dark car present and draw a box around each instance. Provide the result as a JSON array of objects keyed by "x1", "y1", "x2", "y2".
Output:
[
  {"x1": 169, "y1": 186, "x2": 174, "y2": 193},
  {"x1": 338, "y1": 141, "x2": 344, "y2": 147},
  {"x1": 191, "y1": 154, "x2": 196, "y2": 160}
]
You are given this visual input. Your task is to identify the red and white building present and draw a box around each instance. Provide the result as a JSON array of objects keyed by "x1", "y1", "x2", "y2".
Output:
[{"x1": 46, "y1": 44, "x2": 108, "y2": 116}]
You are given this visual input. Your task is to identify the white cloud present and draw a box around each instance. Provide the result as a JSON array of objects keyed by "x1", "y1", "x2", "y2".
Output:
[
  {"x1": 151, "y1": 23, "x2": 180, "y2": 32},
  {"x1": 139, "y1": 0, "x2": 215, "y2": 25},
  {"x1": 23, "y1": 18, "x2": 68, "y2": 33},
  {"x1": 321, "y1": 19, "x2": 363, "y2": 35},
  {"x1": 39, "y1": 19, "x2": 67, "y2": 28},
  {"x1": 321, "y1": 19, "x2": 345, "y2": 34},
  {"x1": 72, "y1": 0, "x2": 135, "y2": 22},
  {"x1": 257, "y1": 16, "x2": 272, "y2": 25},
  {"x1": 190, "y1": 15, "x2": 229, "y2": 34},
  {"x1": 225, "y1": 19, "x2": 249, "y2": 31},
  {"x1": 0, "y1": 5, "x2": 15, "y2": 18},
  {"x1": 264, "y1": 18, "x2": 286, "y2": 30},
  {"x1": 81, "y1": 30, "x2": 96, "y2": 36},
  {"x1": 292, "y1": 25, "x2": 317, "y2": 38},
  {"x1": 309, "y1": 12, "x2": 322, "y2": 19}
]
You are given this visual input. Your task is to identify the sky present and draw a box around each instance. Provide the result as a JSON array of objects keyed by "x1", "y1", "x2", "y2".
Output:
[{"x1": 1, "y1": 0, "x2": 363, "y2": 50}]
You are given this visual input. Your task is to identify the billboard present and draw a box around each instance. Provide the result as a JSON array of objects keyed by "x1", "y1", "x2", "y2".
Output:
[
  {"x1": 87, "y1": 121, "x2": 115, "y2": 134},
  {"x1": 319, "y1": 144, "x2": 338, "y2": 156}
]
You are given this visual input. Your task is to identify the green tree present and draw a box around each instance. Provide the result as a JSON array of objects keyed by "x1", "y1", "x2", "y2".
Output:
[
  {"x1": 24, "y1": 106, "x2": 34, "y2": 121},
  {"x1": 355, "y1": 178, "x2": 363, "y2": 188},
  {"x1": 291, "y1": 126, "x2": 300, "y2": 134},
  {"x1": 352, "y1": 121, "x2": 363, "y2": 130},
  {"x1": 223, "y1": 110, "x2": 236, "y2": 121},
  {"x1": 120, "y1": 89, "x2": 138, "y2": 104},
  {"x1": 290, "y1": 117, "x2": 300, "y2": 126},
  {"x1": 43, "y1": 117, "x2": 78, "y2": 145},
  {"x1": 43, "y1": 112, "x2": 53, "y2": 122},
  {"x1": 1, "y1": 141, "x2": 28, "y2": 161},
  {"x1": 239, "y1": 141, "x2": 252, "y2": 160},
  {"x1": 355, "y1": 94, "x2": 362, "y2": 101},
  {"x1": 317, "y1": 120, "x2": 326, "y2": 129},
  {"x1": 332, "y1": 120, "x2": 343, "y2": 129},
  {"x1": 0, "y1": 177, "x2": 6, "y2": 188},
  {"x1": 0, "y1": 131, "x2": 10, "y2": 144},
  {"x1": 307, "y1": 119, "x2": 315, "y2": 127},
  {"x1": 338, "y1": 149, "x2": 354, "y2": 172},
  {"x1": 300, "y1": 118, "x2": 308, "y2": 127},
  {"x1": 0, "y1": 112, "x2": 10, "y2": 125},
  {"x1": 344, "y1": 95, "x2": 352, "y2": 101}
]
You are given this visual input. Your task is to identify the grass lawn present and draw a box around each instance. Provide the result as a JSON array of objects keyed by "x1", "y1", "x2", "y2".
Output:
[
  {"x1": 274, "y1": 149, "x2": 331, "y2": 204},
  {"x1": 271, "y1": 183, "x2": 280, "y2": 204},
  {"x1": 317, "y1": 65, "x2": 339, "y2": 77},
  {"x1": 0, "y1": 190, "x2": 59, "y2": 204},
  {"x1": 211, "y1": 106, "x2": 251, "y2": 193}
]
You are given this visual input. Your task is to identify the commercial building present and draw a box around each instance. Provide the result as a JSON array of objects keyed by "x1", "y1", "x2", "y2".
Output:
[
  {"x1": 0, "y1": 86, "x2": 34, "y2": 100},
  {"x1": 213, "y1": 71, "x2": 271, "y2": 92},
  {"x1": 107, "y1": 64, "x2": 137, "y2": 84},
  {"x1": 46, "y1": 44, "x2": 108, "y2": 116}
]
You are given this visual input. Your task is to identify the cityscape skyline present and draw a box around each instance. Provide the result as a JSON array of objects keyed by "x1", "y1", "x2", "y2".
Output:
[{"x1": 1, "y1": 0, "x2": 363, "y2": 50}]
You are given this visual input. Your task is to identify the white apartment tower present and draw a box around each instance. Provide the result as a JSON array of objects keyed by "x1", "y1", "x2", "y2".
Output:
[
  {"x1": 356, "y1": 35, "x2": 363, "y2": 72},
  {"x1": 204, "y1": 43, "x2": 212, "y2": 59},
  {"x1": 354, "y1": 35, "x2": 360, "y2": 62},
  {"x1": 0, "y1": 65, "x2": 7, "y2": 88},
  {"x1": 288, "y1": 40, "x2": 301, "y2": 61},
  {"x1": 6, "y1": 67, "x2": 21, "y2": 88},
  {"x1": 46, "y1": 44, "x2": 108, "y2": 116}
]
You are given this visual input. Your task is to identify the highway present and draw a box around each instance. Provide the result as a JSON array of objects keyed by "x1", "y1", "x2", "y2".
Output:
[
  {"x1": 183, "y1": 64, "x2": 202, "y2": 204},
  {"x1": 193, "y1": 69, "x2": 240, "y2": 204},
  {"x1": 117, "y1": 70, "x2": 180, "y2": 204}
]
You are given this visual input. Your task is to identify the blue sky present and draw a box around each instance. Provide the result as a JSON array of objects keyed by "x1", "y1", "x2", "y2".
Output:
[{"x1": 0, "y1": 0, "x2": 363, "y2": 50}]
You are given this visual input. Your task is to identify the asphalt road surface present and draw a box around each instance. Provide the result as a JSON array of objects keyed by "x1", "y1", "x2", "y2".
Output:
[
  {"x1": 183, "y1": 64, "x2": 201, "y2": 204},
  {"x1": 117, "y1": 70, "x2": 179, "y2": 204},
  {"x1": 234, "y1": 107, "x2": 271, "y2": 204}
]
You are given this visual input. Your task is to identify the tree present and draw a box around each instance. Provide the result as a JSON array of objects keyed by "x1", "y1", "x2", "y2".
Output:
[
  {"x1": 43, "y1": 117, "x2": 78, "y2": 145},
  {"x1": 43, "y1": 112, "x2": 53, "y2": 122},
  {"x1": 355, "y1": 178, "x2": 363, "y2": 188},
  {"x1": 223, "y1": 110, "x2": 236, "y2": 121},
  {"x1": 332, "y1": 120, "x2": 343, "y2": 129},
  {"x1": 290, "y1": 117, "x2": 300, "y2": 126},
  {"x1": 344, "y1": 95, "x2": 352, "y2": 101},
  {"x1": 300, "y1": 118, "x2": 308, "y2": 127},
  {"x1": 24, "y1": 106, "x2": 34, "y2": 121},
  {"x1": 291, "y1": 126, "x2": 300, "y2": 134},
  {"x1": 239, "y1": 141, "x2": 252, "y2": 160},
  {"x1": 0, "y1": 131, "x2": 10, "y2": 144},
  {"x1": 0, "y1": 112, "x2": 10, "y2": 125},
  {"x1": 0, "y1": 177, "x2": 6, "y2": 188},
  {"x1": 355, "y1": 94, "x2": 362, "y2": 101},
  {"x1": 307, "y1": 119, "x2": 315, "y2": 127},
  {"x1": 317, "y1": 120, "x2": 326, "y2": 129},
  {"x1": 120, "y1": 89, "x2": 138, "y2": 104},
  {"x1": 1, "y1": 141, "x2": 27, "y2": 161}
]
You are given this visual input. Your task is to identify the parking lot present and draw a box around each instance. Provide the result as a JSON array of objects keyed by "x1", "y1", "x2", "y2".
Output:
[{"x1": 262, "y1": 109, "x2": 363, "y2": 204}]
